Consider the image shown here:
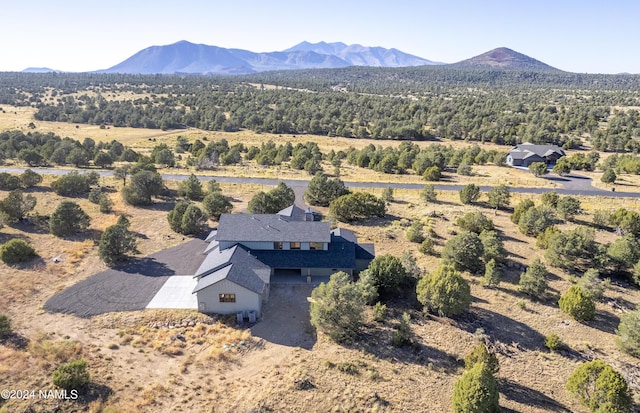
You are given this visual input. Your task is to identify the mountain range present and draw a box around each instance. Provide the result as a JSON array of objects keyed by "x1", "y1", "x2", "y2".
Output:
[
  {"x1": 98, "y1": 40, "x2": 441, "y2": 75},
  {"x1": 24, "y1": 41, "x2": 561, "y2": 74}
]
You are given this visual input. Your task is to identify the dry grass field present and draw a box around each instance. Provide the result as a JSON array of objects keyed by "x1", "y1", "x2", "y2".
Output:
[{"x1": 1, "y1": 110, "x2": 640, "y2": 412}]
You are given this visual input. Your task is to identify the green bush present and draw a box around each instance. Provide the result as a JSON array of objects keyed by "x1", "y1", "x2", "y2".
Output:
[
  {"x1": 329, "y1": 192, "x2": 386, "y2": 222},
  {"x1": 442, "y1": 231, "x2": 484, "y2": 273},
  {"x1": 0, "y1": 314, "x2": 12, "y2": 339},
  {"x1": 601, "y1": 168, "x2": 617, "y2": 184},
  {"x1": 202, "y1": 192, "x2": 233, "y2": 220},
  {"x1": 248, "y1": 182, "x2": 295, "y2": 214},
  {"x1": 406, "y1": 220, "x2": 425, "y2": 243},
  {"x1": 98, "y1": 224, "x2": 137, "y2": 265},
  {"x1": 304, "y1": 173, "x2": 349, "y2": 207},
  {"x1": 99, "y1": 194, "x2": 113, "y2": 213},
  {"x1": 486, "y1": 184, "x2": 511, "y2": 210},
  {"x1": 422, "y1": 166, "x2": 442, "y2": 181},
  {"x1": 19, "y1": 169, "x2": 42, "y2": 188},
  {"x1": 566, "y1": 360, "x2": 632, "y2": 413},
  {"x1": 518, "y1": 258, "x2": 548, "y2": 297},
  {"x1": 528, "y1": 162, "x2": 548, "y2": 177},
  {"x1": 540, "y1": 191, "x2": 559, "y2": 208},
  {"x1": 391, "y1": 312, "x2": 412, "y2": 347},
  {"x1": 52, "y1": 359, "x2": 90, "y2": 390},
  {"x1": 418, "y1": 238, "x2": 435, "y2": 255},
  {"x1": 479, "y1": 230, "x2": 506, "y2": 264},
  {"x1": 452, "y1": 362, "x2": 500, "y2": 413},
  {"x1": 417, "y1": 264, "x2": 471, "y2": 317},
  {"x1": 464, "y1": 343, "x2": 499, "y2": 373},
  {"x1": 510, "y1": 199, "x2": 535, "y2": 224},
  {"x1": 456, "y1": 212, "x2": 494, "y2": 234},
  {"x1": 0, "y1": 238, "x2": 37, "y2": 265},
  {"x1": 577, "y1": 269, "x2": 605, "y2": 300},
  {"x1": 544, "y1": 333, "x2": 563, "y2": 351},
  {"x1": 535, "y1": 226, "x2": 560, "y2": 249},
  {"x1": 366, "y1": 255, "x2": 408, "y2": 297},
  {"x1": 518, "y1": 205, "x2": 555, "y2": 237},
  {"x1": 616, "y1": 308, "x2": 640, "y2": 358},
  {"x1": 482, "y1": 259, "x2": 501, "y2": 288},
  {"x1": 168, "y1": 201, "x2": 206, "y2": 235},
  {"x1": 372, "y1": 302, "x2": 387, "y2": 322},
  {"x1": 310, "y1": 272, "x2": 365, "y2": 343},
  {"x1": 559, "y1": 286, "x2": 596, "y2": 322},
  {"x1": 49, "y1": 201, "x2": 91, "y2": 237},
  {"x1": 51, "y1": 171, "x2": 97, "y2": 196},
  {"x1": 557, "y1": 196, "x2": 581, "y2": 221},
  {"x1": 420, "y1": 184, "x2": 437, "y2": 203},
  {"x1": 88, "y1": 187, "x2": 103, "y2": 204},
  {"x1": 459, "y1": 184, "x2": 480, "y2": 205},
  {"x1": 178, "y1": 173, "x2": 204, "y2": 201}
]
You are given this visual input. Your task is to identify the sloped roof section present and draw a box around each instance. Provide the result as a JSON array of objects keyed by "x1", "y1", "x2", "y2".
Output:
[
  {"x1": 193, "y1": 245, "x2": 270, "y2": 294},
  {"x1": 216, "y1": 213, "x2": 330, "y2": 243},
  {"x1": 509, "y1": 143, "x2": 565, "y2": 160}
]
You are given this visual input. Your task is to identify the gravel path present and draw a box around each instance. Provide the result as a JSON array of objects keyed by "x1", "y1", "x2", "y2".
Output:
[{"x1": 44, "y1": 238, "x2": 207, "y2": 318}]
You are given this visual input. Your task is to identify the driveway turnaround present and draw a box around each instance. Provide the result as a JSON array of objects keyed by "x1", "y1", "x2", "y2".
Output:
[
  {"x1": 44, "y1": 239, "x2": 207, "y2": 318},
  {"x1": 146, "y1": 276, "x2": 198, "y2": 309}
]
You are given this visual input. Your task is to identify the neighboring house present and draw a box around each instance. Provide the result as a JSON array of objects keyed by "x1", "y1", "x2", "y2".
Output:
[
  {"x1": 506, "y1": 143, "x2": 565, "y2": 167},
  {"x1": 193, "y1": 205, "x2": 375, "y2": 317}
]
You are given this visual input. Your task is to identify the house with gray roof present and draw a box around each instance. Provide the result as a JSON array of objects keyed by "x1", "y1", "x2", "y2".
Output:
[
  {"x1": 193, "y1": 205, "x2": 375, "y2": 317},
  {"x1": 506, "y1": 143, "x2": 565, "y2": 167}
]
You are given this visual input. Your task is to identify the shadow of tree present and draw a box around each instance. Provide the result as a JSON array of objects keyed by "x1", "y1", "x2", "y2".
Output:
[
  {"x1": 113, "y1": 257, "x2": 174, "y2": 276},
  {"x1": 80, "y1": 382, "x2": 114, "y2": 404},
  {"x1": 0, "y1": 332, "x2": 30, "y2": 350},
  {"x1": 460, "y1": 307, "x2": 545, "y2": 352},
  {"x1": 498, "y1": 378, "x2": 572, "y2": 412},
  {"x1": 589, "y1": 309, "x2": 620, "y2": 335}
]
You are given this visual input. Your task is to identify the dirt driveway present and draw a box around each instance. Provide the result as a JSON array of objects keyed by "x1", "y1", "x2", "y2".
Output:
[
  {"x1": 251, "y1": 284, "x2": 317, "y2": 349},
  {"x1": 43, "y1": 239, "x2": 207, "y2": 318}
]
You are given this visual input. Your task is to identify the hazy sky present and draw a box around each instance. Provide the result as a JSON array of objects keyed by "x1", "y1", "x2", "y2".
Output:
[{"x1": 2, "y1": 0, "x2": 638, "y2": 74}]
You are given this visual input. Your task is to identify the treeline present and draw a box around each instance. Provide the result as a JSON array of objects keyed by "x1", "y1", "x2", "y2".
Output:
[
  {"x1": 344, "y1": 142, "x2": 507, "y2": 177},
  {"x1": 1, "y1": 70, "x2": 640, "y2": 150},
  {"x1": 0, "y1": 130, "x2": 138, "y2": 167}
]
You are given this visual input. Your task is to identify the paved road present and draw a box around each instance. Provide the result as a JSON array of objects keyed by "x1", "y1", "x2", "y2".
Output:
[
  {"x1": 1, "y1": 167, "x2": 637, "y2": 198},
  {"x1": 44, "y1": 238, "x2": 207, "y2": 318}
]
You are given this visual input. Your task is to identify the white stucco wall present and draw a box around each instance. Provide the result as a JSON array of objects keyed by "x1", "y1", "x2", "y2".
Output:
[{"x1": 196, "y1": 279, "x2": 262, "y2": 317}]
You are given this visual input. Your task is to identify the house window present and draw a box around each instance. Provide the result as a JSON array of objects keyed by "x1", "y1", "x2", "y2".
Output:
[
  {"x1": 274, "y1": 242, "x2": 283, "y2": 250},
  {"x1": 290, "y1": 242, "x2": 301, "y2": 250},
  {"x1": 219, "y1": 293, "x2": 236, "y2": 303},
  {"x1": 310, "y1": 242, "x2": 323, "y2": 250}
]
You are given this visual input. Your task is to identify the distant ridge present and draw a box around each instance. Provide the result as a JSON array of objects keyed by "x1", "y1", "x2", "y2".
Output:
[
  {"x1": 22, "y1": 67, "x2": 60, "y2": 73},
  {"x1": 448, "y1": 47, "x2": 560, "y2": 71},
  {"x1": 99, "y1": 40, "x2": 439, "y2": 75}
]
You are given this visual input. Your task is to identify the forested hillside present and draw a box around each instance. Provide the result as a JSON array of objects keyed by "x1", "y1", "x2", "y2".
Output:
[{"x1": 1, "y1": 67, "x2": 639, "y2": 151}]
